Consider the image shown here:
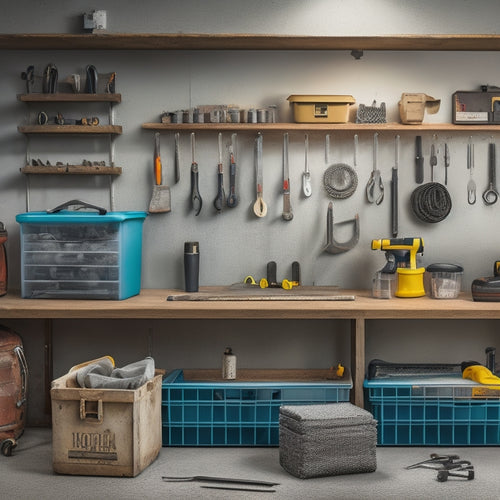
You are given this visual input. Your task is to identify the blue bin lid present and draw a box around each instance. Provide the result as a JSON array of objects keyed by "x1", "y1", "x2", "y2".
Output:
[{"x1": 16, "y1": 210, "x2": 147, "y2": 224}]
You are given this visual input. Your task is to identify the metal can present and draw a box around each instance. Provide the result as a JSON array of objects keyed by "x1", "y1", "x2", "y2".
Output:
[{"x1": 222, "y1": 347, "x2": 236, "y2": 380}]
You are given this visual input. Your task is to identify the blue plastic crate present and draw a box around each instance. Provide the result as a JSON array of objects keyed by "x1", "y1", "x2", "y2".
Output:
[
  {"x1": 16, "y1": 210, "x2": 147, "y2": 300},
  {"x1": 162, "y1": 369, "x2": 352, "y2": 446},
  {"x1": 365, "y1": 376, "x2": 500, "y2": 446}
]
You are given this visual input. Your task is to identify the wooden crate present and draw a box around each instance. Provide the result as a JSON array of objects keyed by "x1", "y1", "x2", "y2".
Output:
[{"x1": 51, "y1": 367, "x2": 163, "y2": 477}]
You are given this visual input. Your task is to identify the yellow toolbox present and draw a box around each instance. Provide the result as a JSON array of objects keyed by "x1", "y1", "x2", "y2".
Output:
[
  {"x1": 287, "y1": 94, "x2": 355, "y2": 123},
  {"x1": 51, "y1": 359, "x2": 163, "y2": 477}
]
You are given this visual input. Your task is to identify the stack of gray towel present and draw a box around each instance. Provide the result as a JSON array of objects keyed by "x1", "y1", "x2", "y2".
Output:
[{"x1": 76, "y1": 357, "x2": 155, "y2": 389}]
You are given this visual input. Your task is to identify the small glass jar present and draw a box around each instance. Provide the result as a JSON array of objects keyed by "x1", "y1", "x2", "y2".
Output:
[{"x1": 425, "y1": 263, "x2": 463, "y2": 299}]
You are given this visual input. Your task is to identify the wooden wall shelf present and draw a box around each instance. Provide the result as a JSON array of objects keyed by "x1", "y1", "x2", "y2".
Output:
[
  {"x1": 18, "y1": 124, "x2": 122, "y2": 134},
  {"x1": 20, "y1": 165, "x2": 122, "y2": 175},
  {"x1": 143, "y1": 122, "x2": 500, "y2": 133},
  {"x1": 2, "y1": 33, "x2": 500, "y2": 51},
  {"x1": 17, "y1": 93, "x2": 121, "y2": 103}
]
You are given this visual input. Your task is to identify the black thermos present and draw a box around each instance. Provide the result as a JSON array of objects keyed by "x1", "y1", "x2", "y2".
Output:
[{"x1": 184, "y1": 241, "x2": 199, "y2": 292}]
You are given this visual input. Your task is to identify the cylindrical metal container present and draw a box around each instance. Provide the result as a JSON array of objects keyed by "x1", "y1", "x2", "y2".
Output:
[
  {"x1": 222, "y1": 347, "x2": 236, "y2": 380},
  {"x1": 0, "y1": 327, "x2": 28, "y2": 456}
]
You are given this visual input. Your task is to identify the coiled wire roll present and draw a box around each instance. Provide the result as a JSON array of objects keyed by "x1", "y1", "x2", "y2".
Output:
[
  {"x1": 323, "y1": 163, "x2": 358, "y2": 199},
  {"x1": 410, "y1": 182, "x2": 452, "y2": 223}
]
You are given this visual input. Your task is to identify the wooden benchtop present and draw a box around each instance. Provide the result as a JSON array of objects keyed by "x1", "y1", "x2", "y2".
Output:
[{"x1": 0, "y1": 288, "x2": 498, "y2": 320}]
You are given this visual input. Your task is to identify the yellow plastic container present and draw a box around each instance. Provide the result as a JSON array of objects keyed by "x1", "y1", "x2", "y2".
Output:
[
  {"x1": 287, "y1": 94, "x2": 355, "y2": 123},
  {"x1": 396, "y1": 268, "x2": 426, "y2": 298}
]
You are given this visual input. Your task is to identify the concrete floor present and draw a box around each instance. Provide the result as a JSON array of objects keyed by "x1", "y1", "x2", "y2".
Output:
[{"x1": 2, "y1": 428, "x2": 499, "y2": 500}]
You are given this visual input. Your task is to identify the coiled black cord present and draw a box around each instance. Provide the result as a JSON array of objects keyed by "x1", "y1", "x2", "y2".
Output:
[{"x1": 410, "y1": 182, "x2": 452, "y2": 223}]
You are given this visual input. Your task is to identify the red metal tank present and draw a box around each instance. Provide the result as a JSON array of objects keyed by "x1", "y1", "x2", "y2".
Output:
[{"x1": 0, "y1": 327, "x2": 28, "y2": 456}]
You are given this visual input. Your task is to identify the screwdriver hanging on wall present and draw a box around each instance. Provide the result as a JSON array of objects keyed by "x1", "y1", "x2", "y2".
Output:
[{"x1": 213, "y1": 132, "x2": 225, "y2": 213}]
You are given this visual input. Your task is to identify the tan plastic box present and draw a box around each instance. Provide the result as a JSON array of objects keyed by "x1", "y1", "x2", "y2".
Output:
[
  {"x1": 51, "y1": 360, "x2": 163, "y2": 477},
  {"x1": 287, "y1": 94, "x2": 355, "y2": 123}
]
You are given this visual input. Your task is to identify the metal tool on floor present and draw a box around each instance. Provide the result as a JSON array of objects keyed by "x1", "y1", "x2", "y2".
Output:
[
  {"x1": 366, "y1": 132, "x2": 384, "y2": 204},
  {"x1": 405, "y1": 453, "x2": 474, "y2": 482},
  {"x1": 391, "y1": 135, "x2": 399, "y2": 237},
  {"x1": 324, "y1": 134, "x2": 358, "y2": 199},
  {"x1": 483, "y1": 142, "x2": 499, "y2": 205},
  {"x1": 226, "y1": 133, "x2": 238, "y2": 207},
  {"x1": 302, "y1": 134, "x2": 312, "y2": 197},
  {"x1": 148, "y1": 132, "x2": 171, "y2": 214},
  {"x1": 213, "y1": 133, "x2": 225, "y2": 213},
  {"x1": 253, "y1": 133, "x2": 267, "y2": 217},
  {"x1": 282, "y1": 133, "x2": 293, "y2": 221},
  {"x1": 161, "y1": 475, "x2": 280, "y2": 487},
  {"x1": 467, "y1": 140, "x2": 476, "y2": 204},
  {"x1": 406, "y1": 453, "x2": 460, "y2": 470},
  {"x1": 190, "y1": 132, "x2": 202, "y2": 216},
  {"x1": 323, "y1": 202, "x2": 359, "y2": 254},
  {"x1": 415, "y1": 135, "x2": 424, "y2": 184},
  {"x1": 201, "y1": 485, "x2": 276, "y2": 493}
]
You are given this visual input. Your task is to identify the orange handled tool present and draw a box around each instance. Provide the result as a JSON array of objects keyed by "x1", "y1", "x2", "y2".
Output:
[{"x1": 154, "y1": 133, "x2": 162, "y2": 185}]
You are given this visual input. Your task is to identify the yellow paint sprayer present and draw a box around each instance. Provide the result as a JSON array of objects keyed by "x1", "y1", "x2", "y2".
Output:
[{"x1": 371, "y1": 237, "x2": 425, "y2": 298}]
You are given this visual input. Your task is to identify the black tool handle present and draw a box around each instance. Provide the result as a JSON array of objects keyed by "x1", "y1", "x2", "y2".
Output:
[
  {"x1": 267, "y1": 261, "x2": 277, "y2": 286},
  {"x1": 227, "y1": 155, "x2": 238, "y2": 207},
  {"x1": 191, "y1": 164, "x2": 202, "y2": 216},
  {"x1": 415, "y1": 136, "x2": 424, "y2": 184},
  {"x1": 214, "y1": 169, "x2": 225, "y2": 213},
  {"x1": 292, "y1": 261, "x2": 301, "y2": 284},
  {"x1": 391, "y1": 167, "x2": 398, "y2": 237}
]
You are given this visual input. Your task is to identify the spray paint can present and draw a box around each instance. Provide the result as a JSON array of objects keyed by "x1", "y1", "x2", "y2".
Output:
[{"x1": 222, "y1": 347, "x2": 236, "y2": 380}]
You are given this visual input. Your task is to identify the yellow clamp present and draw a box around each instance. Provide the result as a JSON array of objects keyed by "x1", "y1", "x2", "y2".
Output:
[
  {"x1": 282, "y1": 279, "x2": 299, "y2": 290},
  {"x1": 259, "y1": 278, "x2": 269, "y2": 289},
  {"x1": 244, "y1": 276, "x2": 256, "y2": 285}
]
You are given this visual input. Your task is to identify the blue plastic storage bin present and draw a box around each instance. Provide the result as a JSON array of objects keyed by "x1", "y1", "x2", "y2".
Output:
[
  {"x1": 365, "y1": 376, "x2": 500, "y2": 446},
  {"x1": 162, "y1": 369, "x2": 352, "y2": 446},
  {"x1": 16, "y1": 209, "x2": 147, "y2": 300}
]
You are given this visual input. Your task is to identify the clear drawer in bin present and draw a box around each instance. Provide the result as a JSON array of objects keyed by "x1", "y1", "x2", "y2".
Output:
[
  {"x1": 23, "y1": 266, "x2": 119, "y2": 281},
  {"x1": 23, "y1": 281, "x2": 119, "y2": 299},
  {"x1": 23, "y1": 238, "x2": 119, "y2": 253},
  {"x1": 23, "y1": 251, "x2": 119, "y2": 266}
]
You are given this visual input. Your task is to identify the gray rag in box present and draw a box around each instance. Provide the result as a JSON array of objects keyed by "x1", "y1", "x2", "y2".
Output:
[
  {"x1": 279, "y1": 403, "x2": 377, "y2": 479},
  {"x1": 76, "y1": 357, "x2": 155, "y2": 389}
]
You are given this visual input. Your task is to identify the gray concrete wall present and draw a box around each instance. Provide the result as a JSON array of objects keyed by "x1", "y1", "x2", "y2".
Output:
[{"x1": 0, "y1": 1, "x2": 498, "y2": 424}]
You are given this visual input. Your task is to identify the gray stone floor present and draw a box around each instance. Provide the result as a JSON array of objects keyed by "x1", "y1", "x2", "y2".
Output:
[{"x1": 2, "y1": 428, "x2": 499, "y2": 500}]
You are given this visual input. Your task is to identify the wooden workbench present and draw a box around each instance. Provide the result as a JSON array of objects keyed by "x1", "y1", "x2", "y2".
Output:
[{"x1": 1, "y1": 288, "x2": 499, "y2": 407}]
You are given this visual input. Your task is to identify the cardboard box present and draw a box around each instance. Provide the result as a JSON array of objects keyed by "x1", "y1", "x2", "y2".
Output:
[
  {"x1": 51, "y1": 366, "x2": 163, "y2": 477},
  {"x1": 288, "y1": 95, "x2": 355, "y2": 123}
]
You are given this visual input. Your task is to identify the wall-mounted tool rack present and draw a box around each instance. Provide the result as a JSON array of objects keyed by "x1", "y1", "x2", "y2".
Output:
[
  {"x1": 17, "y1": 93, "x2": 122, "y2": 210},
  {"x1": 142, "y1": 122, "x2": 500, "y2": 132}
]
